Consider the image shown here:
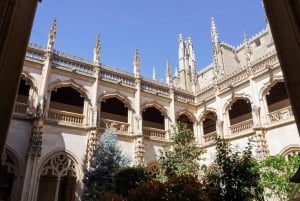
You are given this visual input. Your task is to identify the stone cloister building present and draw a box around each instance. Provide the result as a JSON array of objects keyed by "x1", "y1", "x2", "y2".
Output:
[{"x1": 1, "y1": 17, "x2": 300, "y2": 201}]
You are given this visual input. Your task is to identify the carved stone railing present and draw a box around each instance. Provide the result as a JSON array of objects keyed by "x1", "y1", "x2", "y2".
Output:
[
  {"x1": 196, "y1": 86, "x2": 215, "y2": 102},
  {"x1": 47, "y1": 108, "x2": 84, "y2": 125},
  {"x1": 143, "y1": 127, "x2": 165, "y2": 139},
  {"x1": 229, "y1": 119, "x2": 253, "y2": 136},
  {"x1": 141, "y1": 79, "x2": 169, "y2": 96},
  {"x1": 248, "y1": 50, "x2": 278, "y2": 74},
  {"x1": 52, "y1": 55, "x2": 95, "y2": 75},
  {"x1": 14, "y1": 102, "x2": 27, "y2": 114},
  {"x1": 100, "y1": 118, "x2": 130, "y2": 134},
  {"x1": 267, "y1": 106, "x2": 294, "y2": 124},
  {"x1": 99, "y1": 69, "x2": 135, "y2": 86},
  {"x1": 193, "y1": 51, "x2": 278, "y2": 100},
  {"x1": 26, "y1": 44, "x2": 45, "y2": 61},
  {"x1": 203, "y1": 131, "x2": 217, "y2": 144},
  {"x1": 174, "y1": 91, "x2": 195, "y2": 103}
]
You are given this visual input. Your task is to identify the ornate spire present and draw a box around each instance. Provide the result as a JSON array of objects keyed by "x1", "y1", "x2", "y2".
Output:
[
  {"x1": 133, "y1": 48, "x2": 140, "y2": 77},
  {"x1": 244, "y1": 32, "x2": 251, "y2": 66},
  {"x1": 175, "y1": 67, "x2": 178, "y2": 77},
  {"x1": 47, "y1": 18, "x2": 57, "y2": 51},
  {"x1": 211, "y1": 17, "x2": 219, "y2": 53},
  {"x1": 166, "y1": 60, "x2": 171, "y2": 85},
  {"x1": 93, "y1": 34, "x2": 101, "y2": 66},
  {"x1": 152, "y1": 66, "x2": 156, "y2": 81}
]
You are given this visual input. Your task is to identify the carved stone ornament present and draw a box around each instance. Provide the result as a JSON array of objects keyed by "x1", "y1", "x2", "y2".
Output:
[
  {"x1": 40, "y1": 153, "x2": 76, "y2": 178},
  {"x1": 29, "y1": 120, "x2": 43, "y2": 158},
  {"x1": 134, "y1": 138, "x2": 145, "y2": 166}
]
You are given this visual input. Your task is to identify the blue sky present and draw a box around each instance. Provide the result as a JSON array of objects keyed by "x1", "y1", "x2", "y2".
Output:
[{"x1": 30, "y1": 0, "x2": 266, "y2": 82}]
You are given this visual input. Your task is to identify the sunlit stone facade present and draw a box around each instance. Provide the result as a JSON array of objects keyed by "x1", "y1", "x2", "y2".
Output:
[{"x1": 2, "y1": 18, "x2": 300, "y2": 201}]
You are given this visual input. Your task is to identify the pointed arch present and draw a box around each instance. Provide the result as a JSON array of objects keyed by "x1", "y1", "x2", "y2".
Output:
[
  {"x1": 259, "y1": 76, "x2": 285, "y2": 99},
  {"x1": 198, "y1": 108, "x2": 218, "y2": 122},
  {"x1": 48, "y1": 79, "x2": 91, "y2": 104},
  {"x1": 20, "y1": 71, "x2": 38, "y2": 91},
  {"x1": 98, "y1": 92, "x2": 133, "y2": 111},
  {"x1": 176, "y1": 109, "x2": 197, "y2": 123},
  {"x1": 223, "y1": 94, "x2": 253, "y2": 114},
  {"x1": 38, "y1": 149, "x2": 82, "y2": 180},
  {"x1": 141, "y1": 101, "x2": 168, "y2": 117},
  {"x1": 279, "y1": 145, "x2": 300, "y2": 157},
  {"x1": 37, "y1": 150, "x2": 82, "y2": 201},
  {"x1": 0, "y1": 147, "x2": 23, "y2": 201}
]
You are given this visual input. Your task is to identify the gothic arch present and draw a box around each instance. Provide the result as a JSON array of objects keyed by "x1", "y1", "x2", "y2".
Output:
[
  {"x1": 20, "y1": 71, "x2": 38, "y2": 92},
  {"x1": 48, "y1": 79, "x2": 91, "y2": 105},
  {"x1": 141, "y1": 101, "x2": 168, "y2": 117},
  {"x1": 223, "y1": 94, "x2": 253, "y2": 114},
  {"x1": 3, "y1": 145, "x2": 23, "y2": 175},
  {"x1": 38, "y1": 149, "x2": 82, "y2": 180},
  {"x1": 99, "y1": 92, "x2": 133, "y2": 111},
  {"x1": 37, "y1": 150, "x2": 82, "y2": 201},
  {"x1": 0, "y1": 147, "x2": 23, "y2": 201},
  {"x1": 176, "y1": 109, "x2": 197, "y2": 123},
  {"x1": 259, "y1": 77, "x2": 285, "y2": 100},
  {"x1": 279, "y1": 145, "x2": 300, "y2": 157},
  {"x1": 199, "y1": 108, "x2": 218, "y2": 122}
]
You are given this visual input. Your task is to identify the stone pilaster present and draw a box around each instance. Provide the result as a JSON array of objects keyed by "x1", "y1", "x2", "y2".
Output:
[
  {"x1": 134, "y1": 137, "x2": 145, "y2": 166},
  {"x1": 21, "y1": 117, "x2": 43, "y2": 201}
]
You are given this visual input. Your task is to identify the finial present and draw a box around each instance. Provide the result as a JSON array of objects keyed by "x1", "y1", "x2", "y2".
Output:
[
  {"x1": 93, "y1": 34, "x2": 101, "y2": 65},
  {"x1": 152, "y1": 66, "x2": 156, "y2": 81},
  {"x1": 178, "y1": 33, "x2": 184, "y2": 43},
  {"x1": 175, "y1": 67, "x2": 178, "y2": 77},
  {"x1": 211, "y1": 17, "x2": 219, "y2": 53},
  {"x1": 47, "y1": 18, "x2": 57, "y2": 51},
  {"x1": 133, "y1": 48, "x2": 140, "y2": 77},
  {"x1": 244, "y1": 31, "x2": 251, "y2": 65},
  {"x1": 166, "y1": 60, "x2": 171, "y2": 85}
]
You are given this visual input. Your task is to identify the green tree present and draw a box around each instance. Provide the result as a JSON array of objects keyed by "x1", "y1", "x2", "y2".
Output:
[
  {"x1": 205, "y1": 137, "x2": 263, "y2": 201},
  {"x1": 113, "y1": 166, "x2": 151, "y2": 197},
  {"x1": 259, "y1": 154, "x2": 300, "y2": 200},
  {"x1": 158, "y1": 123, "x2": 203, "y2": 178},
  {"x1": 128, "y1": 175, "x2": 212, "y2": 201},
  {"x1": 81, "y1": 130, "x2": 130, "y2": 201}
]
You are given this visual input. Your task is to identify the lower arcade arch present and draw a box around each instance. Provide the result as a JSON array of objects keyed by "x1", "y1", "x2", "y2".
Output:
[
  {"x1": 37, "y1": 152, "x2": 80, "y2": 201},
  {"x1": 0, "y1": 149, "x2": 22, "y2": 201}
]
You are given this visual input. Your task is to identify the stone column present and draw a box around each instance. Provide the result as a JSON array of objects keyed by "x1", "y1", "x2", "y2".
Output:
[
  {"x1": 21, "y1": 118, "x2": 43, "y2": 201},
  {"x1": 168, "y1": 86, "x2": 176, "y2": 140},
  {"x1": 134, "y1": 78, "x2": 142, "y2": 135}
]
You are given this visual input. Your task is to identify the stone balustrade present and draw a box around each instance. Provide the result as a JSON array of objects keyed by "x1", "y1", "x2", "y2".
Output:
[
  {"x1": 99, "y1": 70, "x2": 135, "y2": 86},
  {"x1": 268, "y1": 106, "x2": 293, "y2": 123},
  {"x1": 141, "y1": 81, "x2": 169, "y2": 96},
  {"x1": 52, "y1": 57, "x2": 95, "y2": 74},
  {"x1": 229, "y1": 119, "x2": 253, "y2": 136},
  {"x1": 47, "y1": 108, "x2": 84, "y2": 125},
  {"x1": 203, "y1": 131, "x2": 217, "y2": 144},
  {"x1": 174, "y1": 91, "x2": 195, "y2": 103},
  {"x1": 14, "y1": 102, "x2": 27, "y2": 114},
  {"x1": 143, "y1": 127, "x2": 165, "y2": 139},
  {"x1": 100, "y1": 118, "x2": 130, "y2": 134}
]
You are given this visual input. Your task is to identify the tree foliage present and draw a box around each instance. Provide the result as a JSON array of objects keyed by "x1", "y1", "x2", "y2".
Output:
[
  {"x1": 113, "y1": 166, "x2": 151, "y2": 197},
  {"x1": 259, "y1": 154, "x2": 300, "y2": 200},
  {"x1": 159, "y1": 123, "x2": 203, "y2": 178},
  {"x1": 128, "y1": 175, "x2": 212, "y2": 201},
  {"x1": 81, "y1": 130, "x2": 130, "y2": 201},
  {"x1": 205, "y1": 137, "x2": 263, "y2": 201}
]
